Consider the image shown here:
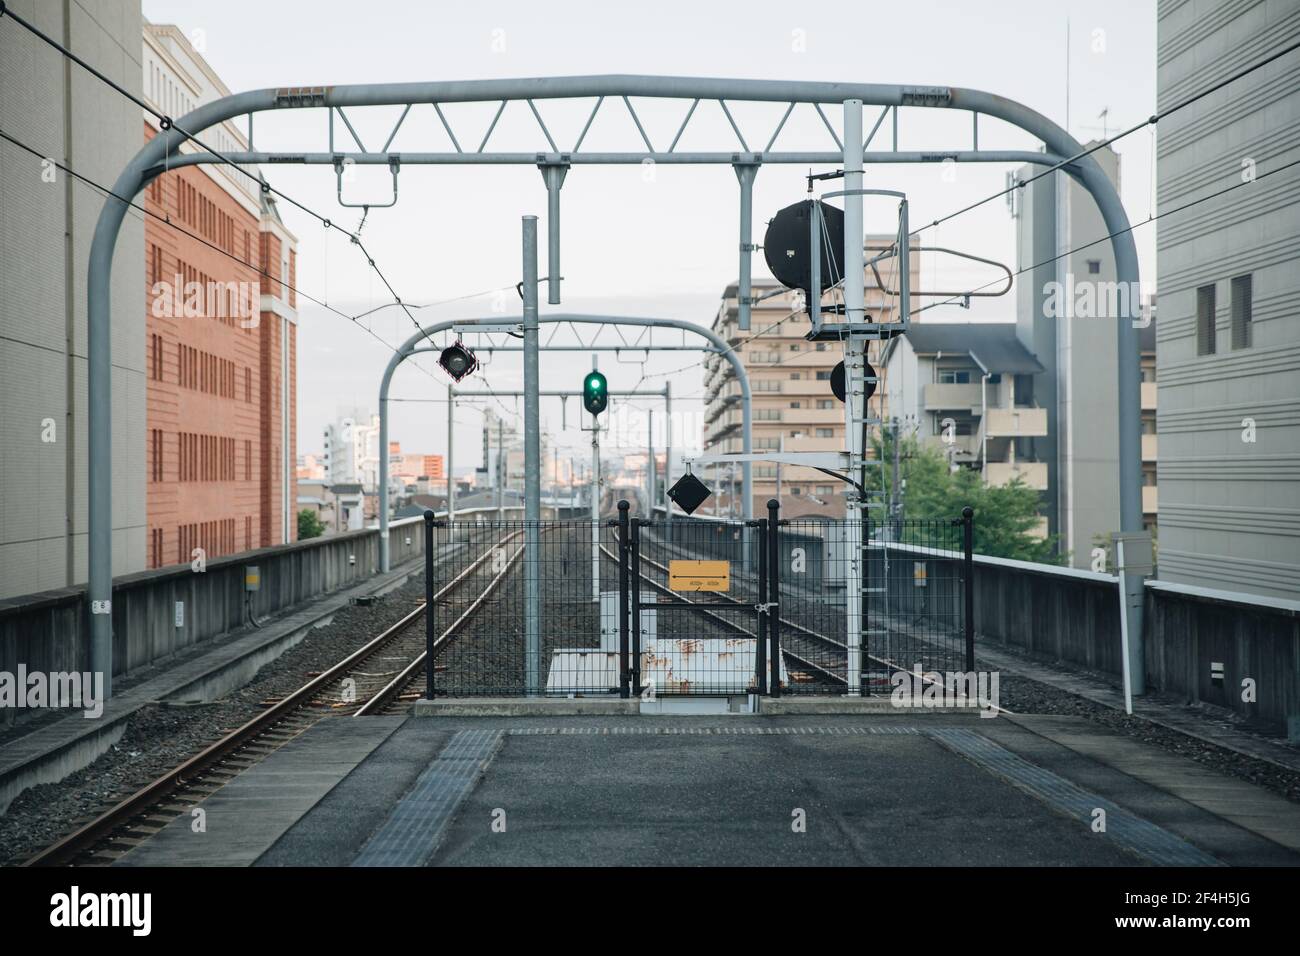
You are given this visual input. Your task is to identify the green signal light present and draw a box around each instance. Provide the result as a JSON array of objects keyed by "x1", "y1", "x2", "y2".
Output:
[{"x1": 583, "y1": 370, "x2": 609, "y2": 416}]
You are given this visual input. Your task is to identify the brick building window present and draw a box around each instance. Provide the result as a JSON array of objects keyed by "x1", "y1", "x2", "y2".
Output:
[
  {"x1": 150, "y1": 334, "x2": 163, "y2": 380},
  {"x1": 150, "y1": 429, "x2": 163, "y2": 481}
]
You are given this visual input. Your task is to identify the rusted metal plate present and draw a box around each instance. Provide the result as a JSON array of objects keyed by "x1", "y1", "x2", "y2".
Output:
[{"x1": 668, "y1": 560, "x2": 729, "y2": 592}]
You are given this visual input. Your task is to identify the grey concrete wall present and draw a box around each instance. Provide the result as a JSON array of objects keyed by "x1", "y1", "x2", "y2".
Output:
[
  {"x1": 893, "y1": 544, "x2": 1298, "y2": 730},
  {"x1": 664, "y1": 511, "x2": 1298, "y2": 729},
  {"x1": 0, "y1": 0, "x2": 146, "y2": 599},
  {"x1": 0, "y1": 517, "x2": 426, "y2": 724},
  {"x1": 1155, "y1": 0, "x2": 1300, "y2": 599}
]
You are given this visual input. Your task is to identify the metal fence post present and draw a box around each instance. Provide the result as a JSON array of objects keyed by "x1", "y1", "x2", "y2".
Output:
[
  {"x1": 631, "y1": 518, "x2": 643, "y2": 696},
  {"x1": 617, "y1": 500, "x2": 631, "y2": 699},
  {"x1": 755, "y1": 517, "x2": 768, "y2": 695},
  {"x1": 423, "y1": 509, "x2": 437, "y2": 700},
  {"x1": 767, "y1": 499, "x2": 781, "y2": 698},
  {"x1": 962, "y1": 506, "x2": 975, "y2": 673}
]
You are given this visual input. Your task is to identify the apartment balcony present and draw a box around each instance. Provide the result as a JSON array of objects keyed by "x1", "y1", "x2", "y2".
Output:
[
  {"x1": 1141, "y1": 382, "x2": 1157, "y2": 411},
  {"x1": 1143, "y1": 485, "x2": 1157, "y2": 514},
  {"x1": 1142, "y1": 434, "x2": 1157, "y2": 461},
  {"x1": 985, "y1": 460, "x2": 1048, "y2": 490},
  {"x1": 922, "y1": 382, "x2": 983, "y2": 412},
  {"x1": 782, "y1": 407, "x2": 844, "y2": 426},
  {"x1": 921, "y1": 433, "x2": 978, "y2": 461},
  {"x1": 983, "y1": 406, "x2": 1047, "y2": 439}
]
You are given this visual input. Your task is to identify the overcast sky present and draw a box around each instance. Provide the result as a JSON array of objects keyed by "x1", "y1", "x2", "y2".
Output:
[{"x1": 142, "y1": 0, "x2": 1157, "y2": 472}]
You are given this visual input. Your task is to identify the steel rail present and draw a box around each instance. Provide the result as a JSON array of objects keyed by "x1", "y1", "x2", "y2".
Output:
[
  {"x1": 24, "y1": 528, "x2": 516, "y2": 866},
  {"x1": 354, "y1": 541, "x2": 526, "y2": 714}
]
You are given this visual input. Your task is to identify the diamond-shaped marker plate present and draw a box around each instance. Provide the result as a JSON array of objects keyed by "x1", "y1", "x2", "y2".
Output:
[{"x1": 667, "y1": 472, "x2": 712, "y2": 515}]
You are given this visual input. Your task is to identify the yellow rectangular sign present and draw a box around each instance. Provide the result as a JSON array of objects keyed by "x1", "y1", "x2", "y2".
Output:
[{"x1": 669, "y1": 560, "x2": 729, "y2": 592}]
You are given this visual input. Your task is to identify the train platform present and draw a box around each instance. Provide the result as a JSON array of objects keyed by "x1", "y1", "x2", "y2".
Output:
[
  {"x1": 0, "y1": 554, "x2": 429, "y2": 816},
  {"x1": 112, "y1": 711, "x2": 1300, "y2": 867}
]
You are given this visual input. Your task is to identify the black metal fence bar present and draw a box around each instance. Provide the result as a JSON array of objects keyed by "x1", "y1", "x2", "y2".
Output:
[
  {"x1": 768, "y1": 500, "x2": 782, "y2": 698},
  {"x1": 617, "y1": 503, "x2": 630, "y2": 699}
]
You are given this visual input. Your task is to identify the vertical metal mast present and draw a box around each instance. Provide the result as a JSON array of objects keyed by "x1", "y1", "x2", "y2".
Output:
[
  {"x1": 447, "y1": 385, "x2": 455, "y2": 536},
  {"x1": 842, "y1": 98, "x2": 865, "y2": 697},
  {"x1": 647, "y1": 409, "x2": 655, "y2": 517},
  {"x1": 663, "y1": 381, "x2": 673, "y2": 529},
  {"x1": 590, "y1": 353, "x2": 601, "y2": 603},
  {"x1": 522, "y1": 216, "x2": 542, "y2": 695}
]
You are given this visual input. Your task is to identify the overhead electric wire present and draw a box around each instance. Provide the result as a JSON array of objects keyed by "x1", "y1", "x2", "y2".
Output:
[
  {"x1": 0, "y1": 127, "x2": 445, "y2": 380},
  {"x1": 0, "y1": 3, "x2": 445, "y2": 359},
  {"x1": 911, "y1": 37, "x2": 1300, "y2": 239},
  {"x1": 915, "y1": 154, "x2": 1300, "y2": 316}
]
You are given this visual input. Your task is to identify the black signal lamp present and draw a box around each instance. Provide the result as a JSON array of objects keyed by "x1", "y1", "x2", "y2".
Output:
[{"x1": 439, "y1": 341, "x2": 478, "y2": 382}]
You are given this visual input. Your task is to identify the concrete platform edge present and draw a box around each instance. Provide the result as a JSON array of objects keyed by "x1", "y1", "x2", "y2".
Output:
[{"x1": 0, "y1": 555, "x2": 427, "y2": 814}]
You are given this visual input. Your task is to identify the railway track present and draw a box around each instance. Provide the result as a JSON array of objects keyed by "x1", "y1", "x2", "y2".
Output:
[
  {"x1": 612, "y1": 532, "x2": 980, "y2": 697},
  {"x1": 24, "y1": 527, "x2": 521, "y2": 867},
  {"x1": 602, "y1": 542, "x2": 848, "y2": 689}
]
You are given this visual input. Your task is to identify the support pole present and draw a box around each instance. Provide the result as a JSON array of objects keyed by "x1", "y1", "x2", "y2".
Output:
[
  {"x1": 842, "y1": 98, "x2": 865, "y2": 697},
  {"x1": 522, "y1": 216, "x2": 542, "y2": 695},
  {"x1": 617, "y1": 500, "x2": 631, "y2": 698},
  {"x1": 447, "y1": 385, "x2": 455, "y2": 536},
  {"x1": 379, "y1": 387, "x2": 391, "y2": 572},
  {"x1": 734, "y1": 161, "x2": 759, "y2": 332},
  {"x1": 539, "y1": 162, "x2": 568, "y2": 305},
  {"x1": 497, "y1": 420, "x2": 504, "y2": 521},
  {"x1": 647, "y1": 410, "x2": 655, "y2": 518},
  {"x1": 756, "y1": 515, "x2": 768, "y2": 695},
  {"x1": 591, "y1": 409, "x2": 601, "y2": 603},
  {"x1": 423, "y1": 510, "x2": 437, "y2": 699},
  {"x1": 663, "y1": 382, "x2": 672, "y2": 529},
  {"x1": 768, "y1": 499, "x2": 782, "y2": 697},
  {"x1": 962, "y1": 506, "x2": 975, "y2": 674}
]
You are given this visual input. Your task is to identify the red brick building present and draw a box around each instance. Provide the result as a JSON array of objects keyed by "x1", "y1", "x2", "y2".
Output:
[{"x1": 142, "y1": 24, "x2": 297, "y2": 567}]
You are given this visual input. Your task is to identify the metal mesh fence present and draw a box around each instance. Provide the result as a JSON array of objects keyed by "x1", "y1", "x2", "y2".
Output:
[
  {"x1": 423, "y1": 511, "x2": 970, "y2": 698},
  {"x1": 776, "y1": 517, "x2": 969, "y2": 696},
  {"x1": 428, "y1": 520, "x2": 604, "y2": 697}
]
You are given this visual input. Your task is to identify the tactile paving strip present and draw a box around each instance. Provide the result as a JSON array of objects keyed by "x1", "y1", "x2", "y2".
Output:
[
  {"x1": 351, "y1": 728, "x2": 503, "y2": 867},
  {"x1": 506, "y1": 725, "x2": 922, "y2": 735},
  {"x1": 928, "y1": 728, "x2": 1222, "y2": 866}
]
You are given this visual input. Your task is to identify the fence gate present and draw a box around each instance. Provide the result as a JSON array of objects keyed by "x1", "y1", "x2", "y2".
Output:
[{"x1": 612, "y1": 501, "x2": 783, "y2": 697}]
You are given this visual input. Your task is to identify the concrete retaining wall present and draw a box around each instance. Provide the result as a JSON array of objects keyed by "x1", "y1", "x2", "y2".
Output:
[
  {"x1": 0, "y1": 517, "x2": 425, "y2": 726},
  {"x1": 662, "y1": 510, "x2": 1299, "y2": 730}
]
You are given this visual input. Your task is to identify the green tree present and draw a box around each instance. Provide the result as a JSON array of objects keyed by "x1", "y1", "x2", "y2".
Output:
[
  {"x1": 297, "y1": 508, "x2": 325, "y2": 540},
  {"x1": 872, "y1": 431, "x2": 1064, "y2": 565}
]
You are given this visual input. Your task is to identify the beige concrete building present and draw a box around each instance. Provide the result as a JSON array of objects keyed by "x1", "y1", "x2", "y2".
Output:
[
  {"x1": 0, "y1": 0, "x2": 146, "y2": 598},
  {"x1": 703, "y1": 240, "x2": 918, "y2": 518},
  {"x1": 1154, "y1": 0, "x2": 1300, "y2": 599}
]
